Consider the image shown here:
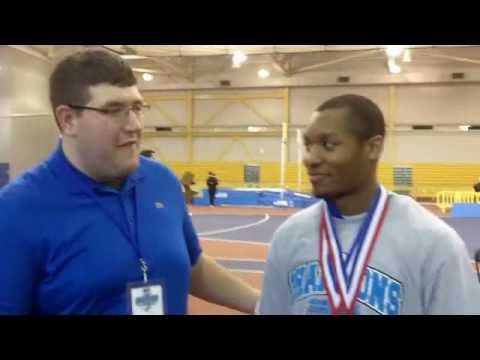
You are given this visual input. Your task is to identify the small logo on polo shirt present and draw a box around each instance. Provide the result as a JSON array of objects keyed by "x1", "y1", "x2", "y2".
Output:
[{"x1": 155, "y1": 202, "x2": 164, "y2": 209}]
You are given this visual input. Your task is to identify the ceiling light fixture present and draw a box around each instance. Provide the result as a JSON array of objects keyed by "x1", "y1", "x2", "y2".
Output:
[
  {"x1": 258, "y1": 68, "x2": 270, "y2": 79},
  {"x1": 232, "y1": 51, "x2": 247, "y2": 68},
  {"x1": 385, "y1": 45, "x2": 405, "y2": 58},
  {"x1": 388, "y1": 59, "x2": 402, "y2": 74},
  {"x1": 402, "y1": 49, "x2": 412, "y2": 62},
  {"x1": 142, "y1": 73, "x2": 154, "y2": 82}
]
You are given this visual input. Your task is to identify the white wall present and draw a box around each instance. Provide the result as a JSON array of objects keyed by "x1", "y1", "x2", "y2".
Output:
[
  {"x1": 142, "y1": 89, "x2": 286, "y2": 128},
  {"x1": 195, "y1": 98, "x2": 284, "y2": 127},
  {"x1": 140, "y1": 136, "x2": 286, "y2": 163},
  {"x1": 4, "y1": 48, "x2": 480, "y2": 170},
  {"x1": 393, "y1": 132, "x2": 480, "y2": 163},
  {"x1": 143, "y1": 99, "x2": 187, "y2": 128},
  {"x1": 0, "y1": 47, "x2": 12, "y2": 163},
  {"x1": 193, "y1": 137, "x2": 281, "y2": 162},
  {"x1": 290, "y1": 86, "x2": 390, "y2": 126},
  {"x1": 396, "y1": 84, "x2": 480, "y2": 125},
  {"x1": 140, "y1": 84, "x2": 480, "y2": 164},
  {"x1": 141, "y1": 138, "x2": 188, "y2": 162},
  {"x1": 0, "y1": 115, "x2": 11, "y2": 163},
  {"x1": 5, "y1": 48, "x2": 57, "y2": 178}
]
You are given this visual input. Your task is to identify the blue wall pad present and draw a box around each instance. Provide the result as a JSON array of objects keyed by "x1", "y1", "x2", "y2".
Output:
[
  {"x1": 450, "y1": 204, "x2": 480, "y2": 218},
  {"x1": 193, "y1": 187, "x2": 318, "y2": 208}
]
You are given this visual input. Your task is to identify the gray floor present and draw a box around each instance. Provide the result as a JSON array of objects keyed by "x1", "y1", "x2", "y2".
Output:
[
  {"x1": 216, "y1": 259, "x2": 266, "y2": 272},
  {"x1": 443, "y1": 218, "x2": 480, "y2": 258}
]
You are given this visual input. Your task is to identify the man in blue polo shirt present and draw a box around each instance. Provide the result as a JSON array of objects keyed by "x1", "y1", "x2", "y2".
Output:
[{"x1": 0, "y1": 49, "x2": 259, "y2": 315}]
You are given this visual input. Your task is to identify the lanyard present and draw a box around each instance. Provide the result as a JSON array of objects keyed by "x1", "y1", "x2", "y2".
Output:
[
  {"x1": 319, "y1": 186, "x2": 390, "y2": 314},
  {"x1": 325, "y1": 188, "x2": 382, "y2": 284},
  {"x1": 71, "y1": 173, "x2": 149, "y2": 284}
]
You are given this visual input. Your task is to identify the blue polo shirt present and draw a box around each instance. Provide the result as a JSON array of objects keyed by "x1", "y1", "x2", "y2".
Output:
[{"x1": 0, "y1": 143, "x2": 201, "y2": 315}]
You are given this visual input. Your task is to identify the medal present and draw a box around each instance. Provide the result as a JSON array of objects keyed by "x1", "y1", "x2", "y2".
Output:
[{"x1": 319, "y1": 186, "x2": 390, "y2": 314}]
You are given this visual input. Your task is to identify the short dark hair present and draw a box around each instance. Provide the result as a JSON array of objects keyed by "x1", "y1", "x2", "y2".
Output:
[
  {"x1": 317, "y1": 94, "x2": 386, "y2": 140},
  {"x1": 49, "y1": 49, "x2": 137, "y2": 112}
]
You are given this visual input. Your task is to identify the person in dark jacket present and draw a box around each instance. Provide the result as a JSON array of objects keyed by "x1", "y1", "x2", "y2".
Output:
[
  {"x1": 206, "y1": 172, "x2": 219, "y2": 206},
  {"x1": 474, "y1": 178, "x2": 480, "y2": 192}
]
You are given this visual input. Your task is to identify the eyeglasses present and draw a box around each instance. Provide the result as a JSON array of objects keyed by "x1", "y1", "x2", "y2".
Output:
[{"x1": 68, "y1": 103, "x2": 151, "y2": 120}]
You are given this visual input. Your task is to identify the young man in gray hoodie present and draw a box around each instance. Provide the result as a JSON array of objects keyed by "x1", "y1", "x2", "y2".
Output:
[{"x1": 258, "y1": 94, "x2": 480, "y2": 315}]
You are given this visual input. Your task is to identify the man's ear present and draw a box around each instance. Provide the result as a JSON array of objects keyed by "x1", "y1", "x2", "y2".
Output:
[
  {"x1": 366, "y1": 135, "x2": 384, "y2": 161},
  {"x1": 55, "y1": 105, "x2": 79, "y2": 136}
]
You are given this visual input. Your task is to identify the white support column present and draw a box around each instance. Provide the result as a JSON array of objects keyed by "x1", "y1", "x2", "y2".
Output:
[
  {"x1": 280, "y1": 121, "x2": 288, "y2": 189},
  {"x1": 280, "y1": 88, "x2": 290, "y2": 189},
  {"x1": 296, "y1": 129, "x2": 303, "y2": 191}
]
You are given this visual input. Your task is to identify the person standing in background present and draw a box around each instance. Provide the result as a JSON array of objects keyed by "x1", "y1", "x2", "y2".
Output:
[{"x1": 206, "y1": 172, "x2": 219, "y2": 207}]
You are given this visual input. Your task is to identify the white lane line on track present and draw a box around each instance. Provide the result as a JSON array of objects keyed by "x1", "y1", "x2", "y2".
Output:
[
  {"x1": 231, "y1": 269, "x2": 264, "y2": 274},
  {"x1": 197, "y1": 214, "x2": 270, "y2": 236}
]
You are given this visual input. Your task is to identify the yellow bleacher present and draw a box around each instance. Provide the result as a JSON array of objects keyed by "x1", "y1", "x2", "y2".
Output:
[
  {"x1": 162, "y1": 161, "x2": 396, "y2": 194},
  {"x1": 412, "y1": 164, "x2": 480, "y2": 198},
  {"x1": 162, "y1": 161, "x2": 480, "y2": 204},
  {"x1": 378, "y1": 164, "x2": 394, "y2": 191},
  {"x1": 436, "y1": 191, "x2": 480, "y2": 213}
]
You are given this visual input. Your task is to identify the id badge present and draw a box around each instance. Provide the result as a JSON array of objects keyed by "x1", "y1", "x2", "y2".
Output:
[{"x1": 127, "y1": 280, "x2": 166, "y2": 315}]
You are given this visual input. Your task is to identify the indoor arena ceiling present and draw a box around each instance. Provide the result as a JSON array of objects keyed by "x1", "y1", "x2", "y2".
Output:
[{"x1": 8, "y1": 45, "x2": 480, "y2": 81}]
